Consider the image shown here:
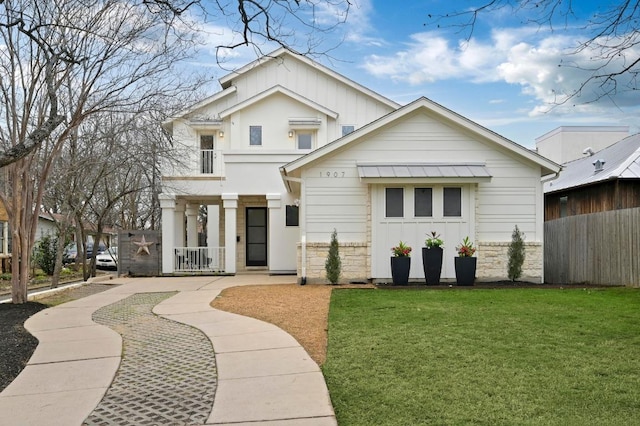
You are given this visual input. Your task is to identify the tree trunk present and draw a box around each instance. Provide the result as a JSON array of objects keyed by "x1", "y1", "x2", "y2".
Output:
[
  {"x1": 51, "y1": 232, "x2": 67, "y2": 288},
  {"x1": 10, "y1": 250, "x2": 27, "y2": 304}
]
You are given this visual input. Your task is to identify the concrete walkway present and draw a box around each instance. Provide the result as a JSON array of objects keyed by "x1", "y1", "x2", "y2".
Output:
[{"x1": 0, "y1": 275, "x2": 337, "y2": 425}]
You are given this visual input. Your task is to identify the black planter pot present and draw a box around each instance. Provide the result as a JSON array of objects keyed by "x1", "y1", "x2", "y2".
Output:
[
  {"x1": 422, "y1": 247, "x2": 443, "y2": 285},
  {"x1": 391, "y1": 256, "x2": 411, "y2": 285},
  {"x1": 454, "y1": 256, "x2": 477, "y2": 286}
]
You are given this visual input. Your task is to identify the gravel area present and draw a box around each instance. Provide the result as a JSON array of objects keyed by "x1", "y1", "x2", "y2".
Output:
[{"x1": 211, "y1": 283, "x2": 373, "y2": 365}]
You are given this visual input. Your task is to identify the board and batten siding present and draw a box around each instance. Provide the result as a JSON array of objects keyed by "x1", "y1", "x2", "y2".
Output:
[
  {"x1": 226, "y1": 55, "x2": 395, "y2": 139},
  {"x1": 301, "y1": 110, "x2": 545, "y2": 280},
  {"x1": 345, "y1": 111, "x2": 543, "y2": 241},
  {"x1": 302, "y1": 160, "x2": 369, "y2": 242}
]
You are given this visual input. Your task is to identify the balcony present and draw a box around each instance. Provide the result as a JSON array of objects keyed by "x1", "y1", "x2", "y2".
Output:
[{"x1": 200, "y1": 149, "x2": 224, "y2": 175}]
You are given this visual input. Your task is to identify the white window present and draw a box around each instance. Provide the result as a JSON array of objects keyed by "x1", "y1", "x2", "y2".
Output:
[
  {"x1": 297, "y1": 132, "x2": 313, "y2": 150},
  {"x1": 342, "y1": 125, "x2": 355, "y2": 136},
  {"x1": 200, "y1": 134, "x2": 215, "y2": 174},
  {"x1": 249, "y1": 126, "x2": 262, "y2": 146}
]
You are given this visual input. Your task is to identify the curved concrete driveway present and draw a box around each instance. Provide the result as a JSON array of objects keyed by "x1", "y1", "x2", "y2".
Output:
[{"x1": 0, "y1": 276, "x2": 337, "y2": 426}]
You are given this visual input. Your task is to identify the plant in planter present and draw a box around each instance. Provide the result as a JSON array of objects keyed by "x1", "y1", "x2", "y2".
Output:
[
  {"x1": 455, "y1": 236, "x2": 477, "y2": 286},
  {"x1": 423, "y1": 231, "x2": 444, "y2": 285},
  {"x1": 390, "y1": 241, "x2": 412, "y2": 285}
]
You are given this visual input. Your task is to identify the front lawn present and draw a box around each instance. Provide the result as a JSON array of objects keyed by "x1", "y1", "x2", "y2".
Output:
[{"x1": 323, "y1": 288, "x2": 640, "y2": 425}]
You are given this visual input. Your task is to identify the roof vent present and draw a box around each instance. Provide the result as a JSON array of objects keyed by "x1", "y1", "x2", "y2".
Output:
[
  {"x1": 593, "y1": 159, "x2": 606, "y2": 173},
  {"x1": 583, "y1": 147, "x2": 595, "y2": 156}
]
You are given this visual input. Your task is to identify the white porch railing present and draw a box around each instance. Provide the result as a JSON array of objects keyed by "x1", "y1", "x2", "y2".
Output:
[
  {"x1": 174, "y1": 247, "x2": 225, "y2": 273},
  {"x1": 200, "y1": 149, "x2": 224, "y2": 175}
]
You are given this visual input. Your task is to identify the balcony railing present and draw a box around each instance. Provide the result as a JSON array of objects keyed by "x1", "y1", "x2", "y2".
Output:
[
  {"x1": 174, "y1": 247, "x2": 225, "y2": 273},
  {"x1": 200, "y1": 149, "x2": 223, "y2": 175}
]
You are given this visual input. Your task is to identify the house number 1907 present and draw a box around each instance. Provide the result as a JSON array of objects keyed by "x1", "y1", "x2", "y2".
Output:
[{"x1": 320, "y1": 171, "x2": 345, "y2": 177}]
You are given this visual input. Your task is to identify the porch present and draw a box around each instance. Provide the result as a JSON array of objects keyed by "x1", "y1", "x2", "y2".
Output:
[
  {"x1": 159, "y1": 193, "x2": 297, "y2": 275},
  {"x1": 173, "y1": 247, "x2": 225, "y2": 273}
]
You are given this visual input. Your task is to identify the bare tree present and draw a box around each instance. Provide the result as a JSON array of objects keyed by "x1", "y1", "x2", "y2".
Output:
[
  {"x1": 0, "y1": 0, "x2": 352, "y2": 303},
  {"x1": 426, "y1": 1, "x2": 640, "y2": 104},
  {"x1": 0, "y1": 0, "x2": 201, "y2": 303}
]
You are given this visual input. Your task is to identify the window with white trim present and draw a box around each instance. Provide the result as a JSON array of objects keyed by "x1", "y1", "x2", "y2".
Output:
[
  {"x1": 341, "y1": 125, "x2": 355, "y2": 136},
  {"x1": 200, "y1": 134, "x2": 216, "y2": 174},
  {"x1": 297, "y1": 132, "x2": 313, "y2": 150},
  {"x1": 249, "y1": 126, "x2": 262, "y2": 146},
  {"x1": 414, "y1": 188, "x2": 433, "y2": 217},
  {"x1": 443, "y1": 187, "x2": 462, "y2": 217},
  {"x1": 385, "y1": 187, "x2": 404, "y2": 217}
]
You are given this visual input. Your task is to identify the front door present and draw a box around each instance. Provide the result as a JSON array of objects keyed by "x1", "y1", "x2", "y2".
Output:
[{"x1": 246, "y1": 207, "x2": 267, "y2": 266}]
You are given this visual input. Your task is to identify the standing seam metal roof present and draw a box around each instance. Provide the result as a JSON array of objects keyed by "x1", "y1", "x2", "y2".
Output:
[
  {"x1": 357, "y1": 163, "x2": 492, "y2": 179},
  {"x1": 544, "y1": 133, "x2": 640, "y2": 193}
]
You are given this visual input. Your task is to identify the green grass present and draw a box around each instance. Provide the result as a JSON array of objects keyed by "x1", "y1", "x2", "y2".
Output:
[{"x1": 322, "y1": 288, "x2": 640, "y2": 425}]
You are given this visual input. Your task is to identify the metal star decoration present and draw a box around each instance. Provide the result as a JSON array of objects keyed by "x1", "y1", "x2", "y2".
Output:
[{"x1": 133, "y1": 235, "x2": 154, "y2": 255}]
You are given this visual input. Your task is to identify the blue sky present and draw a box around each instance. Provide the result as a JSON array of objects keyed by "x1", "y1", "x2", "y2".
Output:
[{"x1": 191, "y1": 0, "x2": 640, "y2": 148}]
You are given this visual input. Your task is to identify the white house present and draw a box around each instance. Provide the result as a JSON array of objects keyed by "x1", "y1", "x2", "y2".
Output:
[{"x1": 160, "y1": 49, "x2": 560, "y2": 283}]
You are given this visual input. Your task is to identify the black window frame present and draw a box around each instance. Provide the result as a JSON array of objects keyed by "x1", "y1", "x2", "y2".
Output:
[
  {"x1": 414, "y1": 187, "x2": 433, "y2": 217},
  {"x1": 385, "y1": 187, "x2": 404, "y2": 218},
  {"x1": 443, "y1": 187, "x2": 462, "y2": 217},
  {"x1": 286, "y1": 205, "x2": 299, "y2": 226}
]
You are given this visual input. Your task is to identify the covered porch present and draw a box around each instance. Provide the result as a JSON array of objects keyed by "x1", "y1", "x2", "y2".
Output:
[{"x1": 159, "y1": 193, "x2": 289, "y2": 275}]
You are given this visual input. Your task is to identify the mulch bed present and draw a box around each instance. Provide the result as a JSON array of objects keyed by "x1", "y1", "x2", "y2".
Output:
[
  {"x1": 0, "y1": 283, "x2": 118, "y2": 393},
  {"x1": 0, "y1": 302, "x2": 47, "y2": 392}
]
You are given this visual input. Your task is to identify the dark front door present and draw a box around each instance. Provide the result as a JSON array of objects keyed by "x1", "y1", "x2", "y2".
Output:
[{"x1": 246, "y1": 207, "x2": 267, "y2": 266}]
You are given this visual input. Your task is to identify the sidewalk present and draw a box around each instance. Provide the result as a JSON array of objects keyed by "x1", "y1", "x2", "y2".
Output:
[{"x1": 0, "y1": 275, "x2": 337, "y2": 425}]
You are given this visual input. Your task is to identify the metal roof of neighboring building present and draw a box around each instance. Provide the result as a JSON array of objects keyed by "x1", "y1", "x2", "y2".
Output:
[{"x1": 545, "y1": 133, "x2": 640, "y2": 194}]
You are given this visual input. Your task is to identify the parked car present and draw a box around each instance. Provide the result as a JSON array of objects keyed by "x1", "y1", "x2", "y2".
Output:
[
  {"x1": 96, "y1": 247, "x2": 118, "y2": 270},
  {"x1": 62, "y1": 242, "x2": 107, "y2": 264}
]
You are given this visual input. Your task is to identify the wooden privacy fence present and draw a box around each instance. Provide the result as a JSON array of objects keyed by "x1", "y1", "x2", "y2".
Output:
[{"x1": 544, "y1": 207, "x2": 640, "y2": 286}]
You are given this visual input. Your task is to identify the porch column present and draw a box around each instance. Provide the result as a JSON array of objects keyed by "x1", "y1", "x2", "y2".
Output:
[
  {"x1": 207, "y1": 204, "x2": 220, "y2": 247},
  {"x1": 174, "y1": 201, "x2": 185, "y2": 248},
  {"x1": 222, "y1": 193, "x2": 238, "y2": 274},
  {"x1": 186, "y1": 203, "x2": 199, "y2": 247},
  {"x1": 266, "y1": 193, "x2": 281, "y2": 272},
  {"x1": 159, "y1": 194, "x2": 176, "y2": 274}
]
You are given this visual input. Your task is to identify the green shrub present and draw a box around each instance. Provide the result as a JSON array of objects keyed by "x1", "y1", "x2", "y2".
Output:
[
  {"x1": 33, "y1": 235, "x2": 58, "y2": 276},
  {"x1": 507, "y1": 225, "x2": 525, "y2": 281},
  {"x1": 325, "y1": 229, "x2": 341, "y2": 284}
]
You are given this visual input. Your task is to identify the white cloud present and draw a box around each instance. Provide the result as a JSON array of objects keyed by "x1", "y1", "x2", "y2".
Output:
[
  {"x1": 330, "y1": 0, "x2": 386, "y2": 46},
  {"x1": 362, "y1": 27, "x2": 640, "y2": 115}
]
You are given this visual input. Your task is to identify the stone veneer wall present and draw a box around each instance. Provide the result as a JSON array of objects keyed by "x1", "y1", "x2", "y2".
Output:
[
  {"x1": 298, "y1": 242, "x2": 369, "y2": 284},
  {"x1": 477, "y1": 242, "x2": 543, "y2": 282}
]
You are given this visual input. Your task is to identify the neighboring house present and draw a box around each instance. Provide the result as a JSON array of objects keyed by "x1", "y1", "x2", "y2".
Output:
[
  {"x1": 38, "y1": 212, "x2": 117, "y2": 249},
  {"x1": 36, "y1": 213, "x2": 58, "y2": 241},
  {"x1": 536, "y1": 125, "x2": 629, "y2": 165},
  {"x1": 544, "y1": 132, "x2": 640, "y2": 220},
  {"x1": 160, "y1": 49, "x2": 560, "y2": 283}
]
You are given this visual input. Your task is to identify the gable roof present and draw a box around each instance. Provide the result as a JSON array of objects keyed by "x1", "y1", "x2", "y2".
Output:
[
  {"x1": 545, "y1": 133, "x2": 640, "y2": 194},
  {"x1": 162, "y1": 85, "x2": 237, "y2": 132},
  {"x1": 219, "y1": 85, "x2": 338, "y2": 119},
  {"x1": 219, "y1": 48, "x2": 400, "y2": 110},
  {"x1": 281, "y1": 97, "x2": 561, "y2": 178}
]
